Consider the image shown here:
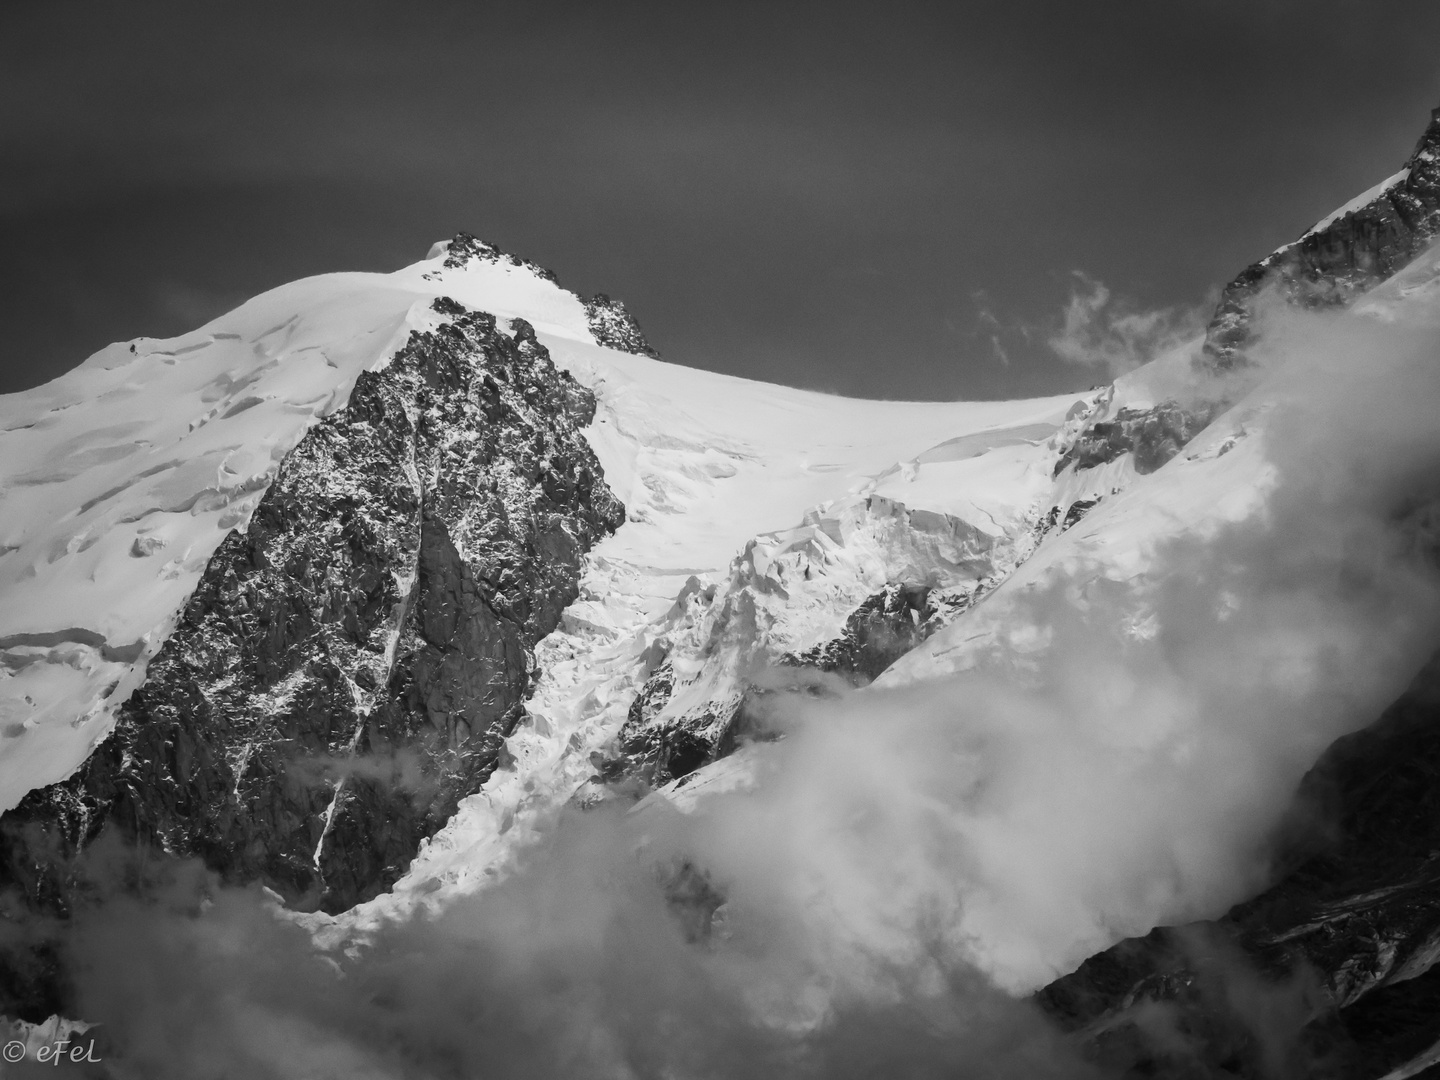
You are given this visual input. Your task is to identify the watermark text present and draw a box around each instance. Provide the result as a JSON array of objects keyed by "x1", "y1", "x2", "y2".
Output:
[{"x1": 3, "y1": 1038, "x2": 103, "y2": 1065}]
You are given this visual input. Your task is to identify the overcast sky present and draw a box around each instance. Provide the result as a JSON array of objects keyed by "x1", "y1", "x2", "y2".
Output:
[{"x1": 3, "y1": 0, "x2": 1438, "y2": 400}]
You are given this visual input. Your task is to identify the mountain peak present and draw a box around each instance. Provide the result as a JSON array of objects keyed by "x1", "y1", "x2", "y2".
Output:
[{"x1": 430, "y1": 232, "x2": 561, "y2": 285}]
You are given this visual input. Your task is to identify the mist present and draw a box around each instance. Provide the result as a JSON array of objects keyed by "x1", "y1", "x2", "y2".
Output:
[
  {"x1": 1047, "y1": 271, "x2": 1214, "y2": 379},
  {"x1": 692, "y1": 297, "x2": 1440, "y2": 997},
  {"x1": 14, "y1": 295, "x2": 1440, "y2": 1077}
]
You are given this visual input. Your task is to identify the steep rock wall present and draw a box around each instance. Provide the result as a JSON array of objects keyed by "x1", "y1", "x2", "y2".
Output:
[
  {"x1": 1204, "y1": 106, "x2": 1440, "y2": 368},
  {"x1": 0, "y1": 299, "x2": 623, "y2": 921}
]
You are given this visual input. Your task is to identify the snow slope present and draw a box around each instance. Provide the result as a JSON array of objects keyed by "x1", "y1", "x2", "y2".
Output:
[
  {"x1": 890, "y1": 239, "x2": 1440, "y2": 689},
  {"x1": 0, "y1": 239, "x2": 1088, "y2": 832}
]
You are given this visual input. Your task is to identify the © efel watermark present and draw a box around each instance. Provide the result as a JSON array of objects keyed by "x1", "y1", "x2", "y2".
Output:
[{"x1": 3, "y1": 1038, "x2": 102, "y2": 1065}]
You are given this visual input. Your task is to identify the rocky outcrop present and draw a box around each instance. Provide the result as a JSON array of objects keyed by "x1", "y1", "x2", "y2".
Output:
[
  {"x1": 431, "y1": 234, "x2": 660, "y2": 359},
  {"x1": 0, "y1": 299, "x2": 623, "y2": 931},
  {"x1": 1035, "y1": 497, "x2": 1099, "y2": 535},
  {"x1": 1204, "y1": 106, "x2": 1440, "y2": 368},
  {"x1": 583, "y1": 293, "x2": 661, "y2": 358},
  {"x1": 596, "y1": 581, "x2": 972, "y2": 792},
  {"x1": 1054, "y1": 402, "x2": 1216, "y2": 477},
  {"x1": 1054, "y1": 104, "x2": 1440, "y2": 482},
  {"x1": 436, "y1": 232, "x2": 561, "y2": 285},
  {"x1": 598, "y1": 664, "x2": 714, "y2": 790},
  {"x1": 779, "y1": 581, "x2": 954, "y2": 684},
  {"x1": 1037, "y1": 656, "x2": 1440, "y2": 1078}
]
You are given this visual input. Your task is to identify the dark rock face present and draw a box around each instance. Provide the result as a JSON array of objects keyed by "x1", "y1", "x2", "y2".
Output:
[
  {"x1": 437, "y1": 232, "x2": 561, "y2": 285},
  {"x1": 0, "y1": 299, "x2": 624, "y2": 926},
  {"x1": 1055, "y1": 402, "x2": 1215, "y2": 477},
  {"x1": 780, "y1": 582, "x2": 946, "y2": 684},
  {"x1": 583, "y1": 293, "x2": 661, "y2": 359},
  {"x1": 1037, "y1": 656, "x2": 1440, "y2": 1078},
  {"x1": 1040, "y1": 497, "x2": 1099, "y2": 534},
  {"x1": 1204, "y1": 106, "x2": 1440, "y2": 368},
  {"x1": 599, "y1": 663, "x2": 730, "y2": 791},
  {"x1": 1055, "y1": 103, "x2": 1440, "y2": 480}
]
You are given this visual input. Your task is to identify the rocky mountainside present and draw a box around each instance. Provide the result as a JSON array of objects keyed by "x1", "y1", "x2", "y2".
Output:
[
  {"x1": 1204, "y1": 107, "x2": 1440, "y2": 368},
  {"x1": 0, "y1": 297, "x2": 623, "y2": 928},
  {"x1": 0, "y1": 101, "x2": 1438, "y2": 1077},
  {"x1": 0, "y1": 227, "x2": 1096, "y2": 1024},
  {"x1": 1043, "y1": 107, "x2": 1440, "y2": 502}
]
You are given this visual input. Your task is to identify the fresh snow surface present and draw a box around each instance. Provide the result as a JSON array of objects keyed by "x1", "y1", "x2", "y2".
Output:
[{"x1": 878, "y1": 402, "x2": 1275, "y2": 688}]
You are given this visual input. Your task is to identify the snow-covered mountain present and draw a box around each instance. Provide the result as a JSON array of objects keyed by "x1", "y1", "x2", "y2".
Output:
[{"x1": 1, "y1": 105, "x2": 1440, "y2": 1079}]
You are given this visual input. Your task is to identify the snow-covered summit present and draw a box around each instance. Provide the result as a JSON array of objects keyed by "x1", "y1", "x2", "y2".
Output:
[
  {"x1": 0, "y1": 230, "x2": 1096, "y2": 920},
  {"x1": 0, "y1": 237, "x2": 605, "y2": 813}
]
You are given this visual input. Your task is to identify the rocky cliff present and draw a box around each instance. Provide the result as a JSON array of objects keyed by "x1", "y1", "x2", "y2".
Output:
[
  {"x1": 584, "y1": 293, "x2": 661, "y2": 359},
  {"x1": 1204, "y1": 107, "x2": 1440, "y2": 368},
  {"x1": 0, "y1": 294, "x2": 623, "y2": 936},
  {"x1": 1048, "y1": 107, "x2": 1440, "y2": 488}
]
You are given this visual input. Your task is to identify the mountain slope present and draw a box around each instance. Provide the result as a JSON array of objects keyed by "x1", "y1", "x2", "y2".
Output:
[
  {"x1": 1204, "y1": 105, "x2": 1440, "y2": 367},
  {"x1": 0, "y1": 232, "x2": 1097, "y2": 969},
  {"x1": 1, "y1": 105, "x2": 1439, "y2": 1078}
]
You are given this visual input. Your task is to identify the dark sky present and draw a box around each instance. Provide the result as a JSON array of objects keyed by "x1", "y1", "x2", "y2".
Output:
[{"x1": 3, "y1": 0, "x2": 1438, "y2": 401}]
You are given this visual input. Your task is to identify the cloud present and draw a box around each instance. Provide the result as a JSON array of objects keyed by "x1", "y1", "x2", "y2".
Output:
[
  {"x1": 1048, "y1": 271, "x2": 1212, "y2": 378},
  {"x1": 971, "y1": 289, "x2": 1012, "y2": 366}
]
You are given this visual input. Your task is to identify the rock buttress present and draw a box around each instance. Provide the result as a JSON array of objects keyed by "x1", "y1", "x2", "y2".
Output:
[
  {"x1": 0, "y1": 300, "x2": 624, "y2": 925},
  {"x1": 1203, "y1": 105, "x2": 1440, "y2": 368}
]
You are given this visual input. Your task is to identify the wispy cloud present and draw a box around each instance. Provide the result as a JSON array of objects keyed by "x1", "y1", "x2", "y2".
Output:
[
  {"x1": 1048, "y1": 271, "x2": 1212, "y2": 378},
  {"x1": 971, "y1": 289, "x2": 1012, "y2": 366}
]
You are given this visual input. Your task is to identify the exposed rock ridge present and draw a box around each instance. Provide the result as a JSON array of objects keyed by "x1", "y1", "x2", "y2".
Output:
[
  {"x1": 0, "y1": 298, "x2": 624, "y2": 929},
  {"x1": 1037, "y1": 656, "x2": 1440, "y2": 1079},
  {"x1": 779, "y1": 581, "x2": 950, "y2": 683},
  {"x1": 583, "y1": 294, "x2": 661, "y2": 358},
  {"x1": 428, "y1": 232, "x2": 661, "y2": 359},
  {"x1": 599, "y1": 581, "x2": 965, "y2": 791},
  {"x1": 437, "y1": 232, "x2": 561, "y2": 285},
  {"x1": 1056, "y1": 104, "x2": 1440, "y2": 484},
  {"x1": 1054, "y1": 401, "x2": 1218, "y2": 477},
  {"x1": 1203, "y1": 105, "x2": 1440, "y2": 368}
]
